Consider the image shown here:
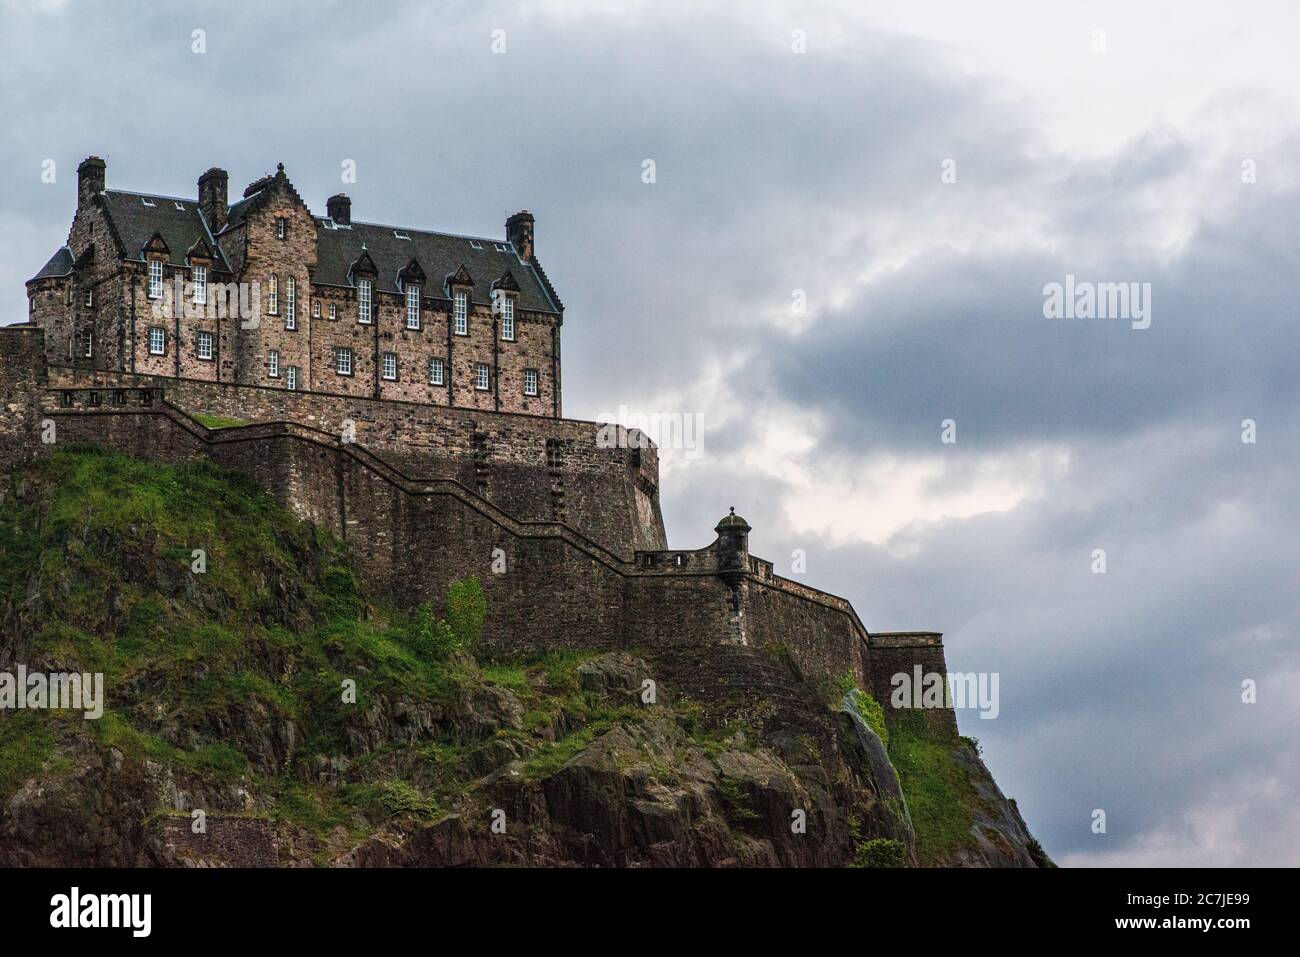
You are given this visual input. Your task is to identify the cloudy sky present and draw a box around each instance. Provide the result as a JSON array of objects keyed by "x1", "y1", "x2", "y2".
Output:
[{"x1": 2, "y1": 0, "x2": 1296, "y2": 866}]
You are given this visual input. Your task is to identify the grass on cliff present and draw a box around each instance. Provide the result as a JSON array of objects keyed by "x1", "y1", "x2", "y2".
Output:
[
  {"x1": 0, "y1": 447, "x2": 486, "y2": 827},
  {"x1": 885, "y1": 710, "x2": 983, "y2": 866}
]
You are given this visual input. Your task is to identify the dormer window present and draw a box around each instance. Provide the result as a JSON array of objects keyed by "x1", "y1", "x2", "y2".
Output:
[
  {"x1": 275, "y1": 217, "x2": 287, "y2": 240},
  {"x1": 285, "y1": 276, "x2": 297, "y2": 329},
  {"x1": 358, "y1": 279, "x2": 372, "y2": 324},
  {"x1": 268, "y1": 274, "x2": 279, "y2": 315},
  {"x1": 148, "y1": 259, "x2": 163, "y2": 299},
  {"x1": 454, "y1": 291, "x2": 468, "y2": 335},
  {"x1": 405, "y1": 284, "x2": 421, "y2": 329},
  {"x1": 192, "y1": 265, "x2": 207, "y2": 305},
  {"x1": 500, "y1": 294, "x2": 515, "y2": 341}
]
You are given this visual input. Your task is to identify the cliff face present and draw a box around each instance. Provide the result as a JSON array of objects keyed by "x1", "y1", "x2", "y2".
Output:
[{"x1": 0, "y1": 449, "x2": 1049, "y2": 867}]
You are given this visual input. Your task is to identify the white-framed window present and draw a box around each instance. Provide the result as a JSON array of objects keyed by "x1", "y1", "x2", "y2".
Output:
[
  {"x1": 82, "y1": 330, "x2": 93, "y2": 359},
  {"x1": 285, "y1": 276, "x2": 296, "y2": 329},
  {"x1": 312, "y1": 300, "x2": 320, "y2": 318},
  {"x1": 196, "y1": 330, "x2": 214, "y2": 360},
  {"x1": 429, "y1": 357, "x2": 445, "y2": 385},
  {"x1": 276, "y1": 217, "x2": 287, "y2": 239},
  {"x1": 454, "y1": 291, "x2": 468, "y2": 335},
  {"x1": 382, "y1": 352, "x2": 397, "y2": 380},
  {"x1": 268, "y1": 274, "x2": 279, "y2": 315},
  {"x1": 148, "y1": 327, "x2": 166, "y2": 355},
  {"x1": 268, "y1": 349, "x2": 279, "y2": 377},
  {"x1": 500, "y1": 295, "x2": 515, "y2": 340},
  {"x1": 285, "y1": 366, "x2": 298, "y2": 391},
  {"x1": 474, "y1": 362, "x2": 490, "y2": 391},
  {"x1": 328, "y1": 303, "x2": 337, "y2": 320},
  {"x1": 405, "y1": 284, "x2": 420, "y2": 329},
  {"x1": 358, "y1": 279, "x2": 372, "y2": 324},
  {"x1": 523, "y1": 368, "x2": 539, "y2": 396},
  {"x1": 148, "y1": 259, "x2": 164, "y2": 299},
  {"x1": 193, "y1": 265, "x2": 207, "y2": 305},
  {"x1": 85, "y1": 287, "x2": 94, "y2": 307},
  {"x1": 336, "y1": 347, "x2": 353, "y2": 375}
]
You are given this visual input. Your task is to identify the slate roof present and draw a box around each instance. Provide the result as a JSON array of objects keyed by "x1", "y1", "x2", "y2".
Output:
[
  {"x1": 314, "y1": 220, "x2": 561, "y2": 314},
  {"x1": 100, "y1": 190, "x2": 233, "y2": 272},
  {"x1": 31, "y1": 246, "x2": 75, "y2": 281}
]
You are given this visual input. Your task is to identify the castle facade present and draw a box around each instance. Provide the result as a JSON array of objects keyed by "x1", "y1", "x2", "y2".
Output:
[{"x1": 27, "y1": 158, "x2": 561, "y2": 416}]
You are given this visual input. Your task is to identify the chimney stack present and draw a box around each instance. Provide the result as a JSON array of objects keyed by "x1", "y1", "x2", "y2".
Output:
[
  {"x1": 77, "y1": 156, "x2": 106, "y2": 208},
  {"x1": 198, "y1": 167, "x2": 229, "y2": 233},
  {"x1": 506, "y1": 210, "x2": 535, "y2": 260},
  {"x1": 327, "y1": 193, "x2": 351, "y2": 225}
]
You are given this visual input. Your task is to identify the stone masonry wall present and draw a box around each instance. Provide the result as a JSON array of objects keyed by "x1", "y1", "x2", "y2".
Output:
[{"x1": 46, "y1": 366, "x2": 665, "y2": 558}]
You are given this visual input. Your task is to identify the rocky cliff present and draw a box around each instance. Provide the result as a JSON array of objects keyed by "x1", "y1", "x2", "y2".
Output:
[{"x1": 0, "y1": 447, "x2": 1050, "y2": 867}]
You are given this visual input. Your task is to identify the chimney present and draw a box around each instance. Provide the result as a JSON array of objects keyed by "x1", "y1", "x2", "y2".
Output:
[
  {"x1": 77, "y1": 156, "x2": 106, "y2": 208},
  {"x1": 327, "y1": 193, "x2": 351, "y2": 225},
  {"x1": 198, "y1": 167, "x2": 229, "y2": 233},
  {"x1": 506, "y1": 210, "x2": 535, "y2": 260}
]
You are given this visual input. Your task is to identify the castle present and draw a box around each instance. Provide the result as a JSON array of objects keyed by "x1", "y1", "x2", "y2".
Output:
[{"x1": 4, "y1": 156, "x2": 954, "y2": 729}]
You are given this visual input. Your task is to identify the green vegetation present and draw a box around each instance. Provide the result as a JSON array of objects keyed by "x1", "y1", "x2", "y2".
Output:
[
  {"x1": 851, "y1": 838, "x2": 907, "y2": 868},
  {"x1": 885, "y1": 712, "x2": 980, "y2": 865},
  {"x1": 191, "y1": 412, "x2": 251, "y2": 429},
  {"x1": 852, "y1": 690, "x2": 889, "y2": 748},
  {"x1": 0, "y1": 448, "x2": 492, "y2": 833}
]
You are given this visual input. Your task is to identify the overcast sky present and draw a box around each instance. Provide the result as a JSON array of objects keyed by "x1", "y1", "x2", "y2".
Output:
[{"x1": 2, "y1": 0, "x2": 1296, "y2": 866}]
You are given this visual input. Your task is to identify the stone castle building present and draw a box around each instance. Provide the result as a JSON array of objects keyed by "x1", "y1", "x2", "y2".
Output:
[
  {"x1": 27, "y1": 157, "x2": 561, "y2": 416},
  {"x1": 5, "y1": 155, "x2": 955, "y2": 737}
]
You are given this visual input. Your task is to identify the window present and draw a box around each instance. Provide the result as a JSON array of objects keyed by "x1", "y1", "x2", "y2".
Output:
[
  {"x1": 148, "y1": 259, "x2": 163, "y2": 299},
  {"x1": 454, "y1": 291, "x2": 468, "y2": 335},
  {"x1": 275, "y1": 217, "x2": 287, "y2": 239},
  {"x1": 429, "y1": 357, "x2": 445, "y2": 385},
  {"x1": 328, "y1": 303, "x2": 336, "y2": 320},
  {"x1": 268, "y1": 349, "x2": 279, "y2": 377},
  {"x1": 268, "y1": 274, "x2": 279, "y2": 315},
  {"x1": 196, "y1": 330, "x2": 214, "y2": 360},
  {"x1": 474, "y1": 363, "x2": 490, "y2": 391},
  {"x1": 500, "y1": 295, "x2": 515, "y2": 340},
  {"x1": 312, "y1": 300, "x2": 320, "y2": 318},
  {"x1": 358, "y1": 279, "x2": 372, "y2": 324},
  {"x1": 285, "y1": 276, "x2": 296, "y2": 329},
  {"x1": 193, "y1": 265, "x2": 207, "y2": 305},
  {"x1": 285, "y1": 366, "x2": 298, "y2": 391},
  {"x1": 382, "y1": 352, "x2": 397, "y2": 380},
  {"x1": 406, "y1": 284, "x2": 420, "y2": 329},
  {"x1": 523, "y1": 368, "x2": 539, "y2": 396},
  {"x1": 81, "y1": 330, "x2": 93, "y2": 359},
  {"x1": 336, "y1": 347, "x2": 353, "y2": 375},
  {"x1": 148, "y1": 327, "x2": 166, "y2": 355},
  {"x1": 85, "y1": 287, "x2": 93, "y2": 307}
]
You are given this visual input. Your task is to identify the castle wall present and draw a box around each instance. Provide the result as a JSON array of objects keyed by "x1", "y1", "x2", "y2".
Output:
[
  {"x1": 44, "y1": 366, "x2": 666, "y2": 559},
  {"x1": 865, "y1": 633, "x2": 959, "y2": 737}
]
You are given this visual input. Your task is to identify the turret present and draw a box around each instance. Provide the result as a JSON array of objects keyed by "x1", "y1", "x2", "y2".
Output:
[{"x1": 715, "y1": 507, "x2": 751, "y2": 586}]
